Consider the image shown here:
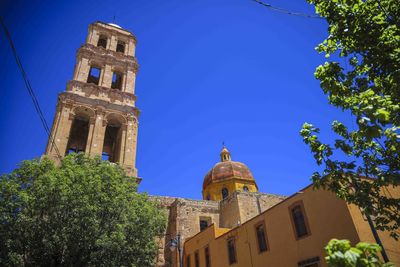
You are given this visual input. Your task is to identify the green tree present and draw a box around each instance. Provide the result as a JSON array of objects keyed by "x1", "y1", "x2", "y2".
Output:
[
  {"x1": 325, "y1": 239, "x2": 394, "y2": 267},
  {"x1": 0, "y1": 153, "x2": 166, "y2": 266},
  {"x1": 300, "y1": 0, "x2": 400, "y2": 238}
]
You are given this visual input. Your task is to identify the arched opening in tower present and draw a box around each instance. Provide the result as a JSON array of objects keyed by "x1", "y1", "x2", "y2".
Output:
[
  {"x1": 102, "y1": 122, "x2": 122, "y2": 163},
  {"x1": 65, "y1": 117, "x2": 89, "y2": 155}
]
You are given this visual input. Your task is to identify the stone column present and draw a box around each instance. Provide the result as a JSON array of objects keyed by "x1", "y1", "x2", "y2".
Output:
[
  {"x1": 88, "y1": 110, "x2": 107, "y2": 156},
  {"x1": 75, "y1": 57, "x2": 90, "y2": 82},
  {"x1": 122, "y1": 116, "x2": 138, "y2": 176},
  {"x1": 118, "y1": 124, "x2": 127, "y2": 164},
  {"x1": 101, "y1": 65, "x2": 112, "y2": 88},
  {"x1": 125, "y1": 70, "x2": 136, "y2": 94},
  {"x1": 128, "y1": 39, "x2": 135, "y2": 57},
  {"x1": 45, "y1": 103, "x2": 62, "y2": 156},
  {"x1": 85, "y1": 116, "x2": 96, "y2": 153},
  {"x1": 109, "y1": 35, "x2": 117, "y2": 51},
  {"x1": 48, "y1": 103, "x2": 74, "y2": 161}
]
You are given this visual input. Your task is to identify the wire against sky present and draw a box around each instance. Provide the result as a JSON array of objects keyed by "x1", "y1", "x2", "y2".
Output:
[
  {"x1": 0, "y1": 16, "x2": 62, "y2": 159},
  {"x1": 252, "y1": 0, "x2": 323, "y2": 19}
]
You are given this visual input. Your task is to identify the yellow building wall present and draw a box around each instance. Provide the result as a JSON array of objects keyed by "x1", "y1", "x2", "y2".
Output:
[
  {"x1": 185, "y1": 185, "x2": 400, "y2": 267},
  {"x1": 347, "y1": 185, "x2": 400, "y2": 265},
  {"x1": 184, "y1": 225, "x2": 230, "y2": 267},
  {"x1": 203, "y1": 179, "x2": 258, "y2": 201}
]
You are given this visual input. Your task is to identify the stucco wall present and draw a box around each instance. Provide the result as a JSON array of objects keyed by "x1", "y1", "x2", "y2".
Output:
[{"x1": 184, "y1": 187, "x2": 366, "y2": 267}]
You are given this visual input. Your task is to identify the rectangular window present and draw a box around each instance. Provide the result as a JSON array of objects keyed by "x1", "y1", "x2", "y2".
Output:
[
  {"x1": 227, "y1": 238, "x2": 237, "y2": 265},
  {"x1": 87, "y1": 66, "x2": 101, "y2": 85},
  {"x1": 205, "y1": 246, "x2": 211, "y2": 267},
  {"x1": 255, "y1": 222, "x2": 268, "y2": 252},
  {"x1": 194, "y1": 251, "x2": 199, "y2": 267},
  {"x1": 116, "y1": 41, "x2": 125, "y2": 53},
  {"x1": 97, "y1": 35, "x2": 107, "y2": 48},
  {"x1": 111, "y1": 72, "x2": 123, "y2": 90},
  {"x1": 298, "y1": 256, "x2": 320, "y2": 267},
  {"x1": 200, "y1": 220, "x2": 209, "y2": 231},
  {"x1": 186, "y1": 255, "x2": 191, "y2": 267},
  {"x1": 290, "y1": 203, "x2": 310, "y2": 239}
]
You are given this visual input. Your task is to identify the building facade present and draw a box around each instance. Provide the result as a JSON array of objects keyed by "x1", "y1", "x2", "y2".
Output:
[
  {"x1": 45, "y1": 22, "x2": 400, "y2": 267},
  {"x1": 183, "y1": 184, "x2": 400, "y2": 267}
]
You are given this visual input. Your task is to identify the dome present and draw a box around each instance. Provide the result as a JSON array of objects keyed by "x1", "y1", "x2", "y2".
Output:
[
  {"x1": 203, "y1": 160, "x2": 255, "y2": 190},
  {"x1": 108, "y1": 23, "x2": 122, "y2": 29}
]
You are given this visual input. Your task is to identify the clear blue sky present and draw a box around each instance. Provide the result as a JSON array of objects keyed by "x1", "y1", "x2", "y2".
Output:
[{"x1": 0, "y1": 0, "x2": 352, "y2": 199}]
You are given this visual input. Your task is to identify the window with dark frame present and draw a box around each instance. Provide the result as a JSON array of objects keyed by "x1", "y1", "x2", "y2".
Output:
[
  {"x1": 200, "y1": 220, "x2": 209, "y2": 231},
  {"x1": 116, "y1": 41, "x2": 125, "y2": 53},
  {"x1": 87, "y1": 66, "x2": 101, "y2": 85},
  {"x1": 186, "y1": 255, "x2": 191, "y2": 267},
  {"x1": 291, "y1": 205, "x2": 309, "y2": 238},
  {"x1": 194, "y1": 251, "x2": 199, "y2": 267},
  {"x1": 97, "y1": 35, "x2": 107, "y2": 48},
  {"x1": 222, "y1": 187, "x2": 229, "y2": 199},
  {"x1": 227, "y1": 238, "x2": 237, "y2": 265},
  {"x1": 298, "y1": 256, "x2": 320, "y2": 267},
  {"x1": 205, "y1": 246, "x2": 211, "y2": 267},
  {"x1": 255, "y1": 223, "x2": 268, "y2": 252},
  {"x1": 243, "y1": 185, "x2": 249, "y2": 192}
]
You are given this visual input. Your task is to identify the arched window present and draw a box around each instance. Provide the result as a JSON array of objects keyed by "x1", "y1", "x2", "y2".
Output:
[
  {"x1": 243, "y1": 185, "x2": 249, "y2": 192},
  {"x1": 102, "y1": 119, "x2": 123, "y2": 163},
  {"x1": 66, "y1": 116, "x2": 89, "y2": 155},
  {"x1": 221, "y1": 187, "x2": 229, "y2": 199},
  {"x1": 206, "y1": 192, "x2": 211, "y2": 200}
]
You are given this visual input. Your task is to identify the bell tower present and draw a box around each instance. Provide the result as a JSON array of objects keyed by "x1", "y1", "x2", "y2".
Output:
[{"x1": 45, "y1": 21, "x2": 139, "y2": 177}]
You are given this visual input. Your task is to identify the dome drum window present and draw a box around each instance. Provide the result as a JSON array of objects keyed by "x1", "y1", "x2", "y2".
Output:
[{"x1": 222, "y1": 187, "x2": 229, "y2": 199}]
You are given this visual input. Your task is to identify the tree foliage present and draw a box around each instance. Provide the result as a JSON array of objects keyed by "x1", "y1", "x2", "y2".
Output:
[
  {"x1": 325, "y1": 239, "x2": 394, "y2": 267},
  {"x1": 0, "y1": 153, "x2": 166, "y2": 266},
  {"x1": 301, "y1": 0, "x2": 400, "y2": 238}
]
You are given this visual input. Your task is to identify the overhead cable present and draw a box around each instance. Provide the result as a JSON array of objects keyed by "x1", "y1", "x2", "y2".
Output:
[
  {"x1": 0, "y1": 16, "x2": 62, "y2": 160},
  {"x1": 252, "y1": 0, "x2": 323, "y2": 19}
]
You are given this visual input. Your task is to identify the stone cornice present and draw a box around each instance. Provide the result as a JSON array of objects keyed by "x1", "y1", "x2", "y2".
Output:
[
  {"x1": 67, "y1": 80, "x2": 137, "y2": 102},
  {"x1": 77, "y1": 43, "x2": 139, "y2": 72},
  {"x1": 58, "y1": 92, "x2": 140, "y2": 118}
]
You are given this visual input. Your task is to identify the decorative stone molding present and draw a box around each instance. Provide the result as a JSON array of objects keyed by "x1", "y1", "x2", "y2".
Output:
[
  {"x1": 77, "y1": 44, "x2": 139, "y2": 72},
  {"x1": 59, "y1": 92, "x2": 139, "y2": 118},
  {"x1": 67, "y1": 80, "x2": 136, "y2": 106}
]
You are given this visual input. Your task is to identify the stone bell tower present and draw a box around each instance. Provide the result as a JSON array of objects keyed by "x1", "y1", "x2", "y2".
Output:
[{"x1": 45, "y1": 21, "x2": 139, "y2": 177}]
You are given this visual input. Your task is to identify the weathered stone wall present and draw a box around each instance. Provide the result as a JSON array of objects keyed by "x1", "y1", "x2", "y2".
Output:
[
  {"x1": 218, "y1": 191, "x2": 285, "y2": 229},
  {"x1": 219, "y1": 193, "x2": 242, "y2": 228},
  {"x1": 237, "y1": 191, "x2": 286, "y2": 224},
  {"x1": 150, "y1": 196, "x2": 220, "y2": 267},
  {"x1": 149, "y1": 192, "x2": 285, "y2": 266}
]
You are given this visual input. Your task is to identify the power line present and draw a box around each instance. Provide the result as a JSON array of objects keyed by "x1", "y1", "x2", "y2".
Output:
[
  {"x1": 0, "y1": 16, "x2": 62, "y2": 160},
  {"x1": 252, "y1": 0, "x2": 323, "y2": 19}
]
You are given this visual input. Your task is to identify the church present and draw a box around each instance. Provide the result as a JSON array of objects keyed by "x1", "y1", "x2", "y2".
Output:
[{"x1": 44, "y1": 21, "x2": 400, "y2": 267}]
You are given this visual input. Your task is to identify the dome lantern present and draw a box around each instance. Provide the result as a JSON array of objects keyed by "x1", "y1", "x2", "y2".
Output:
[{"x1": 220, "y1": 145, "x2": 231, "y2": 162}]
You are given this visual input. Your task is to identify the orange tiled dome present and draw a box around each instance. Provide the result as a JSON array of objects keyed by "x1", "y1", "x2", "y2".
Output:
[{"x1": 202, "y1": 147, "x2": 255, "y2": 190}]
